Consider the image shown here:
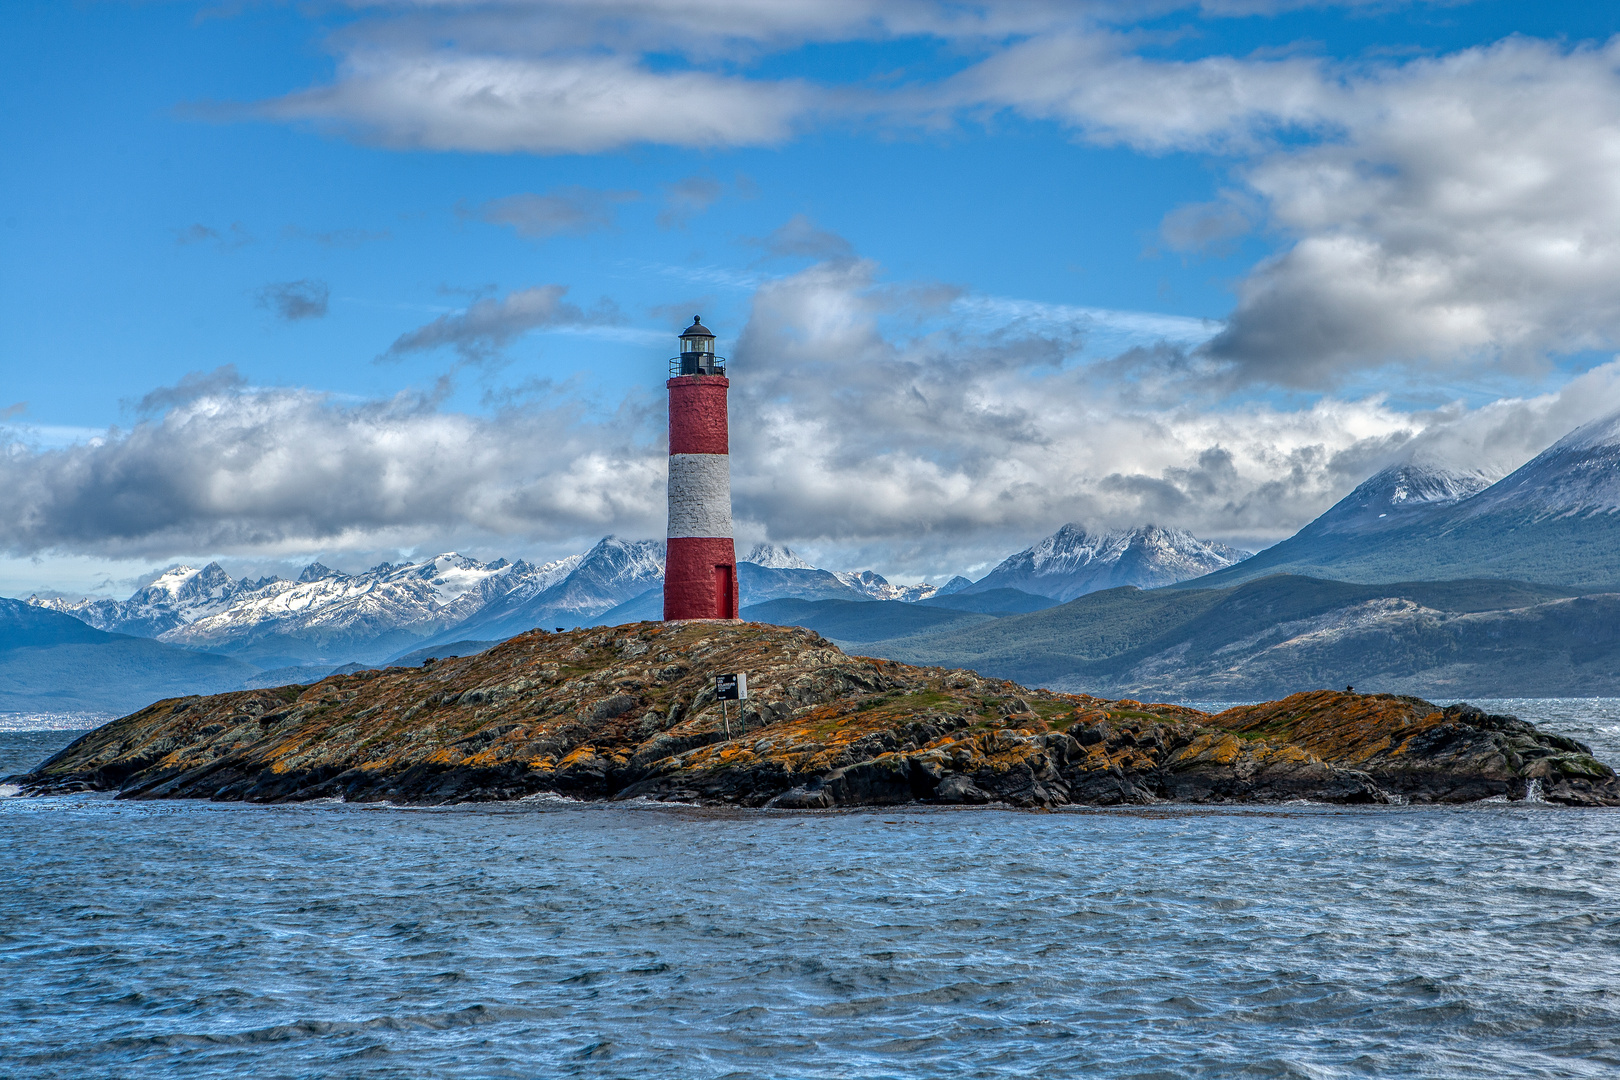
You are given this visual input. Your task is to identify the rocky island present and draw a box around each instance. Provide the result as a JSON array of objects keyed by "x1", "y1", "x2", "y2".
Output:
[{"x1": 12, "y1": 622, "x2": 1619, "y2": 808}]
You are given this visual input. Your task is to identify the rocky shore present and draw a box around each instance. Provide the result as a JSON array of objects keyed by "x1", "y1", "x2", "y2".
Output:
[{"x1": 11, "y1": 622, "x2": 1619, "y2": 808}]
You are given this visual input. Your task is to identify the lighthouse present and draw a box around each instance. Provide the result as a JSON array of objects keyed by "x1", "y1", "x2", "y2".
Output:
[{"x1": 664, "y1": 316, "x2": 740, "y2": 621}]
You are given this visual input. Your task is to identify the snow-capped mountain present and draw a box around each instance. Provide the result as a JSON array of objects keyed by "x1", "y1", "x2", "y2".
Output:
[
  {"x1": 33, "y1": 552, "x2": 580, "y2": 666},
  {"x1": 1301, "y1": 463, "x2": 1498, "y2": 538},
  {"x1": 167, "y1": 553, "x2": 571, "y2": 656},
  {"x1": 1188, "y1": 409, "x2": 1620, "y2": 590},
  {"x1": 33, "y1": 562, "x2": 241, "y2": 637},
  {"x1": 737, "y1": 543, "x2": 942, "y2": 604},
  {"x1": 743, "y1": 543, "x2": 819, "y2": 571},
  {"x1": 832, "y1": 570, "x2": 938, "y2": 603},
  {"x1": 29, "y1": 535, "x2": 961, "y2": 665},
  {"x1": 1455, "y1": 411, "x2": 1620, "y2": 519},
  {"x1": 425, "y1": 537, "x2": 666, "y2": 644},
  {"x1": 962, "y1": 524, "x2": 1251, "y2": 601}
]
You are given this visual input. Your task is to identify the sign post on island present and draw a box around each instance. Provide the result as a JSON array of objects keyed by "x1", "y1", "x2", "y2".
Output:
[{"x1": 716, "y1": 672, "x2": 748, "y2": 738}]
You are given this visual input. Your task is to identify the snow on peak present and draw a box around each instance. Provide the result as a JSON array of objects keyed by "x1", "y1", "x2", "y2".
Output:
[
  {"x1": 1458, "y1": 408, "x2": 1620, "y2": 517},
  {"x1": 1368, "y1": 464, "x2": 1494, "y2": 509},
  {"x1": 1549, "y1": 408, "x2": 1620, "y2": 455},
  {"x1": 967, "y1": 523, "x2": 1249, "y2": 601},
  {"x1": 1300, "y1": 461, "x2": 1500, "y2": 539},
  {"x1": 532, "y1": 553, "x2": 585, "y2": 590},
  {"x1": 831, "y1": 569, "x2": 939, "y2": 603},
  {"x1": 142, "y1": 565, "x2": 201, "y2": 597},
  {"x1": 744, "y1": 543, "x2": 818, "y2": 571},
  {"x1": 581, "y1": 536, "x2": 666, "y2": 582}
]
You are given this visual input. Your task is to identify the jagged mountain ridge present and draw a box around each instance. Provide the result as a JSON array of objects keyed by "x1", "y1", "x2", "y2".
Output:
[
  {"x1": 33, "y1": 562, "x2": 241, "y2": 638},
  {"x1": 427, "y1": 537, "x2": 667, "y2": 646},
  {"x1": 745, "y1": 544, "x2": 940, "y2": 603},
  {"x1": 25, "y1": 524, "x2": 1247, "y2": 669},
  {"x1": 963, "y1": 524, "x2": 1251, "y2": 601},
  {"x1": 33, "y1": 551, "x2": 583, "y2": 666},
  {"x1": 1187, "y1": 413, "x2": 1620, "y2": 590},
  {"x1": 1455, "y1": 411, "x2": 1620, "y2": 519}
]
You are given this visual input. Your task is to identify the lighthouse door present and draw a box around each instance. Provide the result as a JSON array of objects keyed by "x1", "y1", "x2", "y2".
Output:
[{"x1": 714, "y1": 564, "x2": 734, "y2": 619}]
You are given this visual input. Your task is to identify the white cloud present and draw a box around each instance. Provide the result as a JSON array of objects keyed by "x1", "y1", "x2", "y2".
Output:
[
  {"x1": 947, "y1": 32, "x2": 1620, "y2": 385},
  {"x1": 9, "y1": 257, "x2": 1620, "y2": 582},
  {"x1": 725, "y1": 258, "x2": 1417, "y2": 561},
  {"x1": 328, "y1": 0, "x2": 1083, "y2": 54},
  {"x1": 0, "y1": 383, "x2": 666, "y2": 561},
  {"x1": 945, "y1": 32, "x2": 1337, "y2": 153},
  {"x1": 1211, "y1": 38, "x2": 1620, "y2": 382},
  {"x1": 247, "y1": 3, "x2": 1373, "y2": 156},
  {"x1": 249, "y1": 6, "x2": 1620, "y2": 392},
  {"x1": 261, "y1": 50, "x2": 814, "y2": 153},
  {"x1": 723, "y1": 258, "x2": 1620, "y2": 576}
]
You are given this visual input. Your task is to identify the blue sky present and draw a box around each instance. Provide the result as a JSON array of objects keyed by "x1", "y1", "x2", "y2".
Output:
[{"x1": 6, "y1": 0, "x2": 1620, "y2": 596}]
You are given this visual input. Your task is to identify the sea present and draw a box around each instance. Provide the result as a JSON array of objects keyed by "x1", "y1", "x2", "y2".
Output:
[{"x1": 3, "y1": 699, "x2": 1620, "y2": 1079}]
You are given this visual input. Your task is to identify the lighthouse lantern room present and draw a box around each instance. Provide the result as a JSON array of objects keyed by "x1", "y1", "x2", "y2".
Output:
[
  {"x1": 675, "y1": 318, "x2": 721, "y2": 375},
  {"x1": 664, "y1": 317, "x2": 740, "y2": 621}
]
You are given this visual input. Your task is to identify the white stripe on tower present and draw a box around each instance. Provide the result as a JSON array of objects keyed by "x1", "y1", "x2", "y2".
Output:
[{"x1": 667, "y1": 454, "x2": 733, "y2": 538}]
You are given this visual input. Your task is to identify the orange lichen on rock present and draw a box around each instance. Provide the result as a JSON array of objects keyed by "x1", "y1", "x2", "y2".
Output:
[{"x1": 10, "y1": 622, "x2": 1618, "y2": 809}]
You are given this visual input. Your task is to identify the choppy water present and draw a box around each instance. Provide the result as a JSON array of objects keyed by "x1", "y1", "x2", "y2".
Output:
[
  {"x1": 0, "y1": 711, "x2": 114, "y2": 733},
  {"x1": 5, "y1": 702, "x2": 1620, "y2": 1079}
]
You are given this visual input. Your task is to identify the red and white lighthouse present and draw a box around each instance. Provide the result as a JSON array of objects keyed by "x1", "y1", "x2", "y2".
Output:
[{"x1": 664, "y1": 316, "x2": 740, "y2": 621}]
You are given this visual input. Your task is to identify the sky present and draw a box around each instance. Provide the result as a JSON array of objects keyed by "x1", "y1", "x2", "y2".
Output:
[{"x1": 7, "y1": 0, "x2": 1620, "y2": 598}]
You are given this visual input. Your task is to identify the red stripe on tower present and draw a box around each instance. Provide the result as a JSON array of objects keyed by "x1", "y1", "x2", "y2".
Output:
[{"x1": 665, "y1": 316, "x2": 740, "y2": 621}]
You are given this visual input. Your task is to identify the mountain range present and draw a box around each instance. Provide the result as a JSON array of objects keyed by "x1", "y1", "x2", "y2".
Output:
[
  {"x1": 38, "y1": 406, "x2": 1620, "y2": 707},
  {"x1": 24, "y1": 524, "x2": 1242, "y2": 679},
  {"x1": 741, "y1": 412, "x2": 1620, "y2": 698},
  {"x1": 33, "y1": 550, "x2": 581, "y2": 667},
  {"x1": 1189, "y1": 414, "x2": 1620, "y2": 590},
  {"x1": 834, "y1": 575, "x2": 1619, "y2": 700},
  {"x1": 960, "y1": 524, "x2": 1250, "y2": 600}
]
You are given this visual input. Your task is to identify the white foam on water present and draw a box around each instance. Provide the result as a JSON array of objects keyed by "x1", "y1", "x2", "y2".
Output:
[
  {"x1": 0, "y1": 783, "x2": 21, "y2": 798},
  {"x1": 519, "y1": 791, "x2": 582, "y2": 803},
  {"x1": 0, "y1": 712, "x2": 111, "y2": 732}
]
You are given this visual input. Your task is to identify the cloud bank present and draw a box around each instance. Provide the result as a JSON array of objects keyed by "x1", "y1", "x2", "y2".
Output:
[
  {"x1": 0, "y1": 384, "x2": 665, "y2": 561},
  {"x1": 10, "y1": 255, "x2": 1620, "y2": 576}
]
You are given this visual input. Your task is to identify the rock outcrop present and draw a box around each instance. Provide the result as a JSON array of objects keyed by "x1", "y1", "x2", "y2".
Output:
[{"x1": 11, "y1": 622, "x2": 1618, "y2": 809}]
